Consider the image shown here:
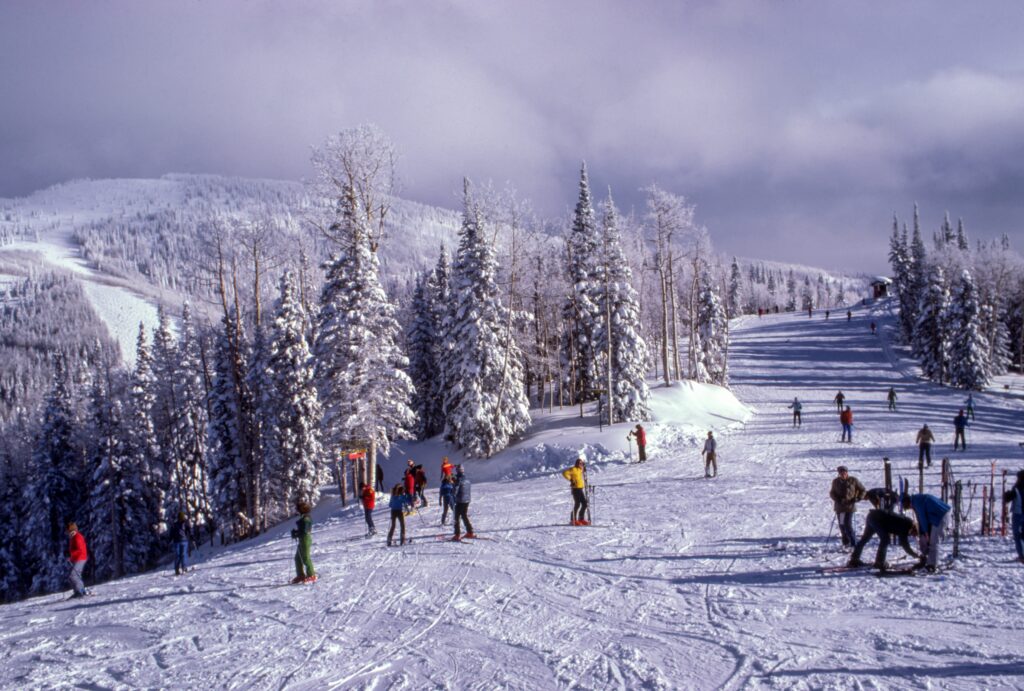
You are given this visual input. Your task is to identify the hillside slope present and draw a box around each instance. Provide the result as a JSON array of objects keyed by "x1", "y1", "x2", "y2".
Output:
[{"x1": 2, "y1": 301, "x2": 1022, "y2": 689}]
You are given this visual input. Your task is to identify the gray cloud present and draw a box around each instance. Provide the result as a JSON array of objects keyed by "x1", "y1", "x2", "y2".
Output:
[{"x1": 2, "y1": 0, "x2": 1023, "y2": 272}]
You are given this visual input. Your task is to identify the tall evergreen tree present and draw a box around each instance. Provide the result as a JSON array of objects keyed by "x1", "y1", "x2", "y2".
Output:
[
  {"x1": 0, "y1": 453, "x2": 25, "y2": 601},
  {"x1": 207, "y1": 311, "x2": 248, "y2": 542},
  {"x1": 442, "y1": 181, "x2": 531, "y2": 457},
  {"x1": 785, "y1": 270, "x2": 797, "y2": 311},
  {"x1": 946, "y1": 269, "x2": 990, "y2": 390},
  {"x1": 727, "y1": 257, "x2": 743, "y2": 318},
  {"x1": 913, "y1": 265, "x2": 951, "y2": 383},
  {"x1": 407, "y1": 273, "x2": 440, "y2": 439},
  {"x1": 697, "y1": 271, "x2": 729, "y2": 385}
]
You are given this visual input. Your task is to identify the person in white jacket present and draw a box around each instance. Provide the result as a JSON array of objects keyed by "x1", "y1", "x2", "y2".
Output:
[{"x1": 702, "y1": 431, "x2": 717, "y2": 478}]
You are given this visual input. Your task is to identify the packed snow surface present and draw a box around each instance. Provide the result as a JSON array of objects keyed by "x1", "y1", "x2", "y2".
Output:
[{"x1": 3, "y1": 302, "x2": 1024, "y2": 689}]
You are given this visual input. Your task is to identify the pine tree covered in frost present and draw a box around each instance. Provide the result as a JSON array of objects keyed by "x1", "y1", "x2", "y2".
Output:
[
  {"x1": 0, "y1": 455, "x2": 25, "y2": 601},
  {"x1": 562, "y1": 162, "x2": 602, "y2": 402},
  {"x1": 264, "y1": 271, "x2": 324, "y2": 519},
  {"x1": 980, "y1": 300, "x2": 1011, "y2": 378},
  {"x1": 913, "y1": 265, "x2": 951, "y2": 383},
  {"x1": 946, "y1": 269, "x2": 990, "y2": 390},
  {"x1": 888, "y1": 218, "x2": 915, "y2": 341},
  {"x1": 727, "y1": 258, "x2": 743, "y2": 319},
  {"x1": 785, "y1": 270, "x2": 797, "y2": 311},
  {"x1": 425, "y1": 248, "x2": 451, "y2": 435},
  {"x1": 408, "y1": 273, "x2": 440, "y2": 439},
  {"x1": 593, "y1": 194, "x2": 650, "y2": 423},
  {"x1": 314, "y1": 185, "x2": 416, "y2": 461},
  {"x1": 21, "y1": 357, "x2": 83, "y2": 594},
  {"x1": 697, "y1": 271, "x2": 729, "y2": 385},
  {"x1": 800, "y1": 276, "x2": 814, "y2": 311},
  {"x1": 127, "y1": 323, "x2": 166, "y2": 564},
  {"x1": 442, "y1": 181, "x2": 531, "y2": 458},
  {"x1": 207, "y1": 311, "x2": 248, "y2": 541},
  {"x1": 907, "y1": 206, "x2": 928, "y2": 336}
]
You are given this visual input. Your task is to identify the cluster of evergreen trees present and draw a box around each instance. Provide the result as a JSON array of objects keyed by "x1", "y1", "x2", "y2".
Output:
[{"x1": 888, "y1": 205, "x2": 1023, "y2": 389}]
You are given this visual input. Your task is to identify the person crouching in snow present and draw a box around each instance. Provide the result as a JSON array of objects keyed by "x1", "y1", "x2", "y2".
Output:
[
  {"x1": 359, "y1": 482, "x2": 376, "y2": 537},
  {"x1": 387, "y1": 484, "x2": 409, "y2": 546},
  {"x1": 848, "y1": 490, "x2": 919, "y2": 571},
  {"x1": 562, "y1": 458, "x2": 589, "y2": 526},
  {"x1": 66, "y1": 522, "x2": 89, "y2": 598},
  {"x1": 291, "y1": 501, "x2": 316, "y2": 584}
]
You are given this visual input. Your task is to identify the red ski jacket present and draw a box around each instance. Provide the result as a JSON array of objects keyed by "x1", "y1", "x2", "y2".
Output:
[
  {"x1": 360, "y1": 485, "x2": 375, "y2": 510},
  {"x1": 635, "y1": 427, "x2": 646, "y2": 446},
  {"x1": 840, "y1": 409, "x2": 853, "y2": 425},
  {"x1": 68, "y1": 531, "x2": 88, "y2": 563},
  {"x1": 404, "y1": 470, "x2": 416, "y2": 496}
]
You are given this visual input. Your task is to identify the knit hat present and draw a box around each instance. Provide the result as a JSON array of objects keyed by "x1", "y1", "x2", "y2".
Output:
[{"x1": 837, "y1": 465, "x2": 848, "y2": 474}]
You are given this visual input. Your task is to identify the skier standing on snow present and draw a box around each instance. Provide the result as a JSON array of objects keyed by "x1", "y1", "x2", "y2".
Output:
[
  {"x1": 452, "y1": 466, "x2": 475, "y2": 539},
  {"x1": 870, "y1": 321, "x2": 877, "y2": 335},
  {"x1": 1002, "y1": 470, "x2": 1024, "y2": 563},
  {"x1": 414, "y1": 463, "x2": 428, "y2": 507},
  {"x1": 562, "y1": 459, "x2": 590, "y2": 526},
  {"x1": 291, "y1": 501, "x2": 316, "y2": 584},
  {"x1": 839, "y1": 406, "x2": 853, "y2": 443},
  {"x1": 702, "y1": 431, "x2": 718, "y2": 477},
  {"x1": 964, "y1": 394, "x2": 976, "y2": 421},
  {"x1": 916, "y1": 423, "x2": 935, "y2": 467},
  {"x1": 439, "y1": 473, "x2": 455, "y2": 526},
  {"x1": 833, "y1": 391, "x2": 845, "y2": 413},
  {"x1": 902, "y1": 492, "x2": 952, "y2": 572},
  {"x1": 170, "y1": 511, "x2": 191, "y2": 576},
  {"x1": 887, "y1": 387, "x2": 897, "y2": 411},
  {"x1": 847, "y1": 491, "x2": 919, "y2": 570},
  {"x1": 387, "y1": 484, "x2": 409, "y2": 547},
  {"x1": 403, "y1": 460, "x2": 417, "y2": 512},
  {"x1": 788, "y1": 397, "x2": 803, "y2": 427},
  {"x1": 846, "y1": 310, "x2": 852, "y2": 321},
  {"x1": 66, "y1": 522, "x2": 89, "y2": 598},
  {"x1": 830, "y1": 466, "x2": 866, "y2": 549},
  {"x1": 953, "y1": 409, "x2": 969, "y2": 451},
  {"x1": 359, "y1": 482, "x2": 376, "y2": 537},
  {"x1": 627, "y1": 424, "x2": 647, "y2": 462}
]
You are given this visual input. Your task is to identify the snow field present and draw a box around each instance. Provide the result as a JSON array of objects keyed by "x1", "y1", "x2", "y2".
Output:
[{"x1": 1, "y1": 300, "x2": 1023, "y2": 689}]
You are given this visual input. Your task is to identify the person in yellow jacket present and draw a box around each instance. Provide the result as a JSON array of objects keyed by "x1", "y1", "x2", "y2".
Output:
[{"x1": 562, "y1": 458, "x2": 589, "y2": 526}]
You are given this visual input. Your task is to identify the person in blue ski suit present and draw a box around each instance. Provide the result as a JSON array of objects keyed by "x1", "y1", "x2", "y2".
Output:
[
  {"x1": 953, "y1": 410, "x2": 969, "y2": 451},
  {"x1": 439, "y1": 474, "x2": 455, "y2": 526},
  {"x1": 387, "y1": 484, "x2": 411, "y2": 546},
  {"x1": 902, "y1": 492, "x2": 952, "y2": 571},
  {"x1": 964, "y1": 394, "x2": 975, "y2": 421},
  {"x1": 170, "y1": 512, "x2": 191, "y2": 576}
]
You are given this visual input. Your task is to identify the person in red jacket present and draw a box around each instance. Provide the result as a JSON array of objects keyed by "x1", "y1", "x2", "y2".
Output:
[
  {"x1": 359, "y1": 482, "x2": 376, "y2": 537},
  {"x1": 66, "y1": 522, "x2": 89, "y2": 598},
  {"x1": 403, "y1": 461, "x2": 417, "y2": 511},
  {"x1": 840, "y1": 406, "x2": 854, "y2": 443},
  {"x1": 627, "y1": 424, "x2": 647, "y2": 462}
]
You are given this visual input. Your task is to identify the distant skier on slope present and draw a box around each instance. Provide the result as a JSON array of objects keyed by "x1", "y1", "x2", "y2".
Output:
[
  {"x1": 562, "y1": 458, "x2": 589, "y2": 526},
  {"x1": 170, "y1": 511, "x2": 191, "y2": 576},
  {"x1": 847, "y1": 491, "x2": 920, "y2": 571},
  {"x1": 66, "y1": 522, "x2": 90, "y2": 598},
  {"x1": 839, "y1": 406, "x2": 853, "y2": 443},
  {"x1": 439, "y1": 473, "x2": 455, "y2": 526},
  {"x1": 452, "y1": 466, "x2": 475, "y2": 540},
  {"x1": 964, "y1": 394, "x2": 976, "y2": 421},
  {"x1": 702, "y1": 431, "x2": 718, "y2": 478},
  {"x1": 902, "y1": 492, "x2": 952, "y2": 572},
  {"x1": 627, "y1": 424, "x2": 647, "y2": 462},
  {"x1": 833, "y1": 391, "x2": 845, "y2": 413},
  {"x1": 359, "y1": 482, "x2": 377, "y2": 537},
  {"x1": 953, "y1": 409, "x2": 969, "y2": 451},
  {"x1": 291, "y1": 501, "x2": 316, "y2": 584},
  {"x1": 916, "y1": 423, "x2": 935, "y2": 467},
  {"x1": 387, "y1": 484, "x2": 410, "y2": 547},
  {"x1": 1002, "y1": 470, "x2": 1024, "y2": 564},
  {"x1": 887, "y1": 387, "x2": 897, "y2": 411},
  {"x1": 870, "y1": 321, "x2": 877, "y2": 335},
  {"x1": 788, "y1": 397, "x2": 802, "y2": 427},
  {"x1": 830, "y1": 466, "x2": 866, "y2": 549},
  {"x1": 846, "y1": 310, "x2": 852, "y2": 321}
]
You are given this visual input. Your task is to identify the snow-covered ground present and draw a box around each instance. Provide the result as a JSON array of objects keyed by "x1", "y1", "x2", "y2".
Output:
[{"x1": 2, "y1": 302, "x2": 1023, "y2": 689}]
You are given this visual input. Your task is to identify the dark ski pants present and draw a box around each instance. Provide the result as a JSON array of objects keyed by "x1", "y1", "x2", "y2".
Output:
[
  {"x1": 637, "y1": 444, "x2": 647, "y2": 462},
  {"x1": 174, "y1": 542, "x2": 188, "y2": 574},
  {"x1": 440, "y1": 495, "x2": 454, "y2": 524},
  {"x1": 836, "y1": 512, "x2": 856, "y2": 548},
  {"x1": 953, "y1": 429, "x2": 966, "y2": 450},
  {"x1": 364, "y1": 508, "x2": 375, "y2": 533},
  {"x1": 1012, "y1": 513, "x2": 1024, "y2": 560},
  {"x1": 851, "y1": 515, "x2": 913, "y2": 566},
  {"x1": 571, "y1": 488, "x2": 588, "y2": 522},
  {"x1": 454, "y1": 502, "x2": 473, "y2": 537},
  {"x1": 704, "y1": 452, "x2": 717, "y2": 477},
  {"x1": 919, "y1": 443, "x2": 932, "y2": 466},
  {"x1": 416, "y1": 486, "x2": 428, "y2": 507},
  {"x1": 68, "y1": 559, "x2": 87, "y2": 596},
  {"x1": 888, "y1": 400, "x2": 896, "y2": 411},
  {"x1": 792, "y1": 411, "x2": 801, "y2": 427},
  {"x1": 967, "y1": 407, "x2": 975, "y2": 421},
  {"x1": 387, "y1": 509, "x2": 406, "y2": 545},
  {"x1": 294, "y1": 536, "x2": 315, "y2": 579}
]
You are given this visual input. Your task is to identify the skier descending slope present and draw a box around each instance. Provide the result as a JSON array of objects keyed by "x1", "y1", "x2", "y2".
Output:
[
  {"x1": 833, "y1": 390, "x2": 845, "y2": 413},
  {"x1": 66, "y1": 522, "x2": 90, "y2": 598},
  {"x1": 702, "y1": 431, "x2": 718, "y2": 478},
  {"x1": 916, "y1": 424, "x2": 935, "y2": 467},
  {"x1": 887, "y1": 387, "x2": 897, "y2": 411},
  {"x1": 170, "y1": 512, "x2": 191, "y2": 576},
  {"x1": 562, "y1": 458, "x2": 590, "y2": 526},
  {"x1": 953, "y1": 410, "x2": 969, "y2": 451},
  {"x1": 839, "y1": 406, "x2": 853, "y2": 443},
  {"x1": 291, "y1": 502, "x2": 316, "y2": 584}
]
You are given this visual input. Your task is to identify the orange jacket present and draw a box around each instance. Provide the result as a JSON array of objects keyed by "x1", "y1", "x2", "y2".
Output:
[{"x1": 840, "y1": 409, "x2": 853, "y2": 425}]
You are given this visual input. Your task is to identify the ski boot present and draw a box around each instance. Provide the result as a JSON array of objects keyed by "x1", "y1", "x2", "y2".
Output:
[
  {"x1": 303, "y1": 575, "x2": 318, "y2": 584},
  {"x1": 464, "y1": 532, "x2": 477, "y2": 539},
  {"x1": 291, "y1": 576, "x2": 304, "y2": 584},
  {"x1": 846, "y1": 557, "x2": 866, "y2": 568}
]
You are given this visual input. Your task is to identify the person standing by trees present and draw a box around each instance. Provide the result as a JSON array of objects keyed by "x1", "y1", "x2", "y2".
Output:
[
  {"x1": 916, "y1": 424, "x2": 935, "y2": 467},
  {"x1": 887, "y1": 387, "x2": 897, "y2": 411},
  {"x1": 562, "y1": 458, "x2": 589, "y2": 526},
  {"x1": 359, "y1": 482, "x2": 376, "y2": 537},
  {"x1": 964, "y1": 394, "x2": 976, "y2": 421},
  {"x1": 66, "y1": 523, "x2": 89, "y2": 598},
  {"x1": 290, "y1": 501, "x2": 316, "y2": 584},
  {"x1": 788, "y1": 397, "x2": 802, "y2": 427},
  {"x1": 953, "y1": 409, "x2": 969, "y2": 451},
  {"x1": 627, "y1": 425, "x2": 647, "y2": 462},
  {"x1": 839, "y1": 406, "x2": 854, "y2": 443},
  {"x1": 170, "y1": 512, "x2": 191, "y2": 576},
  {"x1": 830, "y1": 466, "x2": 866, "y2": 549},
  {"x1": 414, "y1": 463, "x2": 428, "y2": 508}
]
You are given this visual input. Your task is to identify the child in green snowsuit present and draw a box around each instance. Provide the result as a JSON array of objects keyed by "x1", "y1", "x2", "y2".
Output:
[{"x1": 291, "y1": 501, "x2": 316, "y2": 584}]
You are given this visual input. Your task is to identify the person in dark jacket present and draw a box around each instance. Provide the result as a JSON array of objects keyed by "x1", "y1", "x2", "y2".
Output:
[
  {"x1": 414, "y1": 464, "x2": 428, "y2": 507},
  {"x1": 833, "y1": 391, "x2": 845, "y2": 413},
  {"x1": 1002, "y1": 470, "x2": 1024, "y2": 563},
  {"x1": 291, "y1": 501, "x2": 316, "y2": 584},
  {"x1": 387, "y1": 484, "x2": 409, "y2": 547},
  {"x1": 787, "y1": 397, "x2": 802, "y2": 427},
  {"x1": 953, "y1": 410, "x2": 968, "y2": 451},
  {"x1": 886, "y1": 387, "x2": 897, "y2": 411},
  {"x1": 902, "y1": 492, "x2": 952, "y2": 571},
  {"x1": 439, "y1": 474, "x2": 455, "y2": 526},
  {"x1": 830, "y1": 466, "x2": 866, "y2": 548},
  {"x1": 66, "y1": 522, "x2": 89, "y2": 598},
  {"x1": 359, "y1": 482, "x2": 376, "y2": 536},
  {"x1": 452, "y1": 466, "x2": 475, "y2": 539},
  {"x1": 375, "y1": 463, "x2": 385, "y2": 493},
  {"x1": 170, "y1": 512, "x2": 190, "y2": 576},
  {"x1": 848, "y1": 491, "x2": 919, "y2": 569}
]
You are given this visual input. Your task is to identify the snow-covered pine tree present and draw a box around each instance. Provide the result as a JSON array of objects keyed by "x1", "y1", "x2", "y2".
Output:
[
  {"x1": 907, "y1": 205, "x2": 928, "y2": 338},
  {"x1": 727, "y1": 257, "x2": 743, "y2": 319},
  {"x1": 766, "y1": 272, "x2": 777, "y2": 307},
  {"x1": 946, "y1": 269, "x2": 991, "y2": 390},
  {"x1": 314, "y1": 184, "x2": 416, "y2": 475},
  {"x1": 0, "y1": 452, "x2": 25, "y2": 601},
  {"x1": 888, "y1": 216, "x2": 915, "y2": 340},
  {"x1": 126, "y1": 323, "x2": 165, "y2": 566},
  {"x1": 980, "y1": 299, "x2": 1011, "y2": 378},
  {"x1": 425, "y1": 248, "x2": 451, "y2": 435},
  {"x1": 697, "y1": 271, "x2": 729, "y2": 385},
  {"x1": 407, "y1": 273, "x2": 440, "y2": 439},
  {"x1": 913, "y1": 265, "x2": 951, "y2": 383},
  {"x1": 785, "y1": 270, "x2": 797, "y2": 311},
  {"x1": 21, "y1": 356, "x2": 83, "y2": 594},
  {"x1": 956, "y1": 218, "x2": 969, "y2": 252},
  {"x1": 561, "y1": 162, "x2": 602, "y2": 402},
  {"x1": 442, "y1": 180, "x2": 531, "y2": 457},
  {"x1": 264, "y1": 271, "x2": 324, "y2": 521},
  {"x1": 800, "y1": 276, "x2": 814, "y2": 311},
  {"x1": 594, "y1": 193, "x2": 650, "y2": 423}
]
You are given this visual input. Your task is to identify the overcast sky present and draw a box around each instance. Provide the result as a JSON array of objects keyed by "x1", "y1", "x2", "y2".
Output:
[{"x1": 2, "y1": 1, "x2": 1023, "y2": 272}]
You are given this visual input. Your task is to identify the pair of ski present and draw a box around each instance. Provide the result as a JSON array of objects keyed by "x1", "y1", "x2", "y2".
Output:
[
  {"x1": 435, "y1": 533, "x2": 491, "y2": 542},
  {"x1": 819, "y1": 563, "x2": 952, "y2": 577}
]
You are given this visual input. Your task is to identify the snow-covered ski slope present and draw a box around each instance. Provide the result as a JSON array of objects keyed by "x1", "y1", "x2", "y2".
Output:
[{"x1": 3, "y1": 301, "x2": 1024, "y2": 689}]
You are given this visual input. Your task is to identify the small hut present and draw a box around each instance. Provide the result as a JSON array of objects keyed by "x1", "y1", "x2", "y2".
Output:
[{"x1": 870, "y1": 276, "x2": 892, "y2": 299}]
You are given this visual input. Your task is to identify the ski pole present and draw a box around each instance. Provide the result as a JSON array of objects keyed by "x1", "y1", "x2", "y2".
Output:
[{"x1": 824, "y1": 513, "x2": 836, "y2": 549}]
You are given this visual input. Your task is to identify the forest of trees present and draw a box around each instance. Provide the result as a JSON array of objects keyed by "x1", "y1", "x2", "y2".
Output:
[
  {"x1": 0, "y1": 125, "x2": 865, "y2": 602},
  {"x1": 888, "y1": 205, "x2": 1024, "y2": 389}
]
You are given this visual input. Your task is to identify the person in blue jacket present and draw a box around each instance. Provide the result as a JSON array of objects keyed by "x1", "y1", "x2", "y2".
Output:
[
  {"x1": 439, "y1": 473, "x2": 455, "y2": 526},
  {"x1": 964, "y1": 394, "x2": 975, "y2": 421},
  {"x1": 170, "y1": 511, "x2": 191, "y2": 576},
  {"x1": 452, "y1": 466, "x2": 475, "y2": 540},
  {"x1": 902, "y1": 492, "x2": 952, "y2": 572},
  {"x1": 387, "y1": 484, "x2": 410, "y2": 547}
]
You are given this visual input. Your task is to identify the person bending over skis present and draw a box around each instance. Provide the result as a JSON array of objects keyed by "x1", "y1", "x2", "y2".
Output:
[
  {"x1": 848, "y1": 490, "x2": 919, "y2": 570},
  {"x1": 562, "y1": 458, "x2": 589, "y2": 526}
]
